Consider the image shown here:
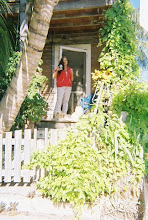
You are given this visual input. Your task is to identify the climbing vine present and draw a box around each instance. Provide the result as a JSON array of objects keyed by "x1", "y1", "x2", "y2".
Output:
[
  {"x1": 92, "y1": 0, "x2": 147, "y2": 175},
  {"x1": 98, "y1": 0, "x2": 139, "y2": 80}
]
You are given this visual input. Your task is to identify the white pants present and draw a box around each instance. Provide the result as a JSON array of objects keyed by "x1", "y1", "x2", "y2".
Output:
[{"x1": 54, "y1": 87, "x2": 72, "y2": 114}]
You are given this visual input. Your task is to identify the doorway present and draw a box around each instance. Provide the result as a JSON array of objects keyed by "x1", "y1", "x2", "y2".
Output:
[{"x1": 55, "y1": 44, "x2": 91, "y2": 113}]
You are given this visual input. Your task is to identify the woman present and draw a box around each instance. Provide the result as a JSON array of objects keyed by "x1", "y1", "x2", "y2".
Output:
[{"x1": 53, "y1": 56, "x2": 74, "y2": 119}]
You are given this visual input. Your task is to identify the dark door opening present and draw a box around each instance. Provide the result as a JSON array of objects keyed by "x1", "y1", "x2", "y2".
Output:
[{"x1": 62, "y1": 49, "x2": 86, "y2": 113}]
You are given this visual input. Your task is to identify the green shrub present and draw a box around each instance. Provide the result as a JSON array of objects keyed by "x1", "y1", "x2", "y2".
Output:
[
  {"x1": 0, "y1": 51, "x2": 21, "y2": 100},
  {"x1": 27, "y1": 112, "x2": 144, "y2": 206},
  {"x1": 98, "y1": 0, "x2": 139, "y2": 80},
  {"x1": 3, "y1": 52, "x2": 49, "y2": 131},
  {"x1": 111, "y1": 80, "x2": 148, "y2": 175},
  {"x1": 11, "y1": 74, "x2": 48, "y2": 130}
]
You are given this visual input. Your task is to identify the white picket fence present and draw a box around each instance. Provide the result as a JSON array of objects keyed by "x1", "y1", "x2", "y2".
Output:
[{"x1": 0, "y1": 128, "x2": 67, "y2": 183}]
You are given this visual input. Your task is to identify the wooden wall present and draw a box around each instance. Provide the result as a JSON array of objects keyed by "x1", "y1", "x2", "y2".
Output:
[{"x1": 41, "y1": 43, "x2": 52, "y2": 94}]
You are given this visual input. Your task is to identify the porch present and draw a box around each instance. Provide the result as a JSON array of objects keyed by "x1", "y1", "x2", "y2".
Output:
[{"x1": 40, "y1": 0, "x2": 115, "y2": 114}]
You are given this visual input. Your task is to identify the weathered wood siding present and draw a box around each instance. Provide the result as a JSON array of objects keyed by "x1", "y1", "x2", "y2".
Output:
[{"x1": 41, "y1": 43, "x2": 52, "y2": 92}]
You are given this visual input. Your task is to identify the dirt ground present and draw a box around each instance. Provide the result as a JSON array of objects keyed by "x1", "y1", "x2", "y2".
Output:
[{"x1": 0, "y1": 179, "x2": 146, "y2": 220}]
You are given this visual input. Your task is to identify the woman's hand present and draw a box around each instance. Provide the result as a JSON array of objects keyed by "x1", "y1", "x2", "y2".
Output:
[{"x1": 53, "y1": 67, "x2": 60, "y2": 79}]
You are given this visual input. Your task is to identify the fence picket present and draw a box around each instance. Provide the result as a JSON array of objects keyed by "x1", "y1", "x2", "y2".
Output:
[
  {"x1": 58, "y1": 129, "x2": 67, "y2": 142},
  {"x1": 14, "y1": 130, "x2": 22, "y2": 182},
  {"x1": 33, "y1": 129, "x2": 37, "y2": 151},
  {"x1": 50, "y1": 129, "x2": 58, "y2": 146},
  {"x1": 45, "y1": 128, "x2": 49, "y2": 146},
  {"x1": 4, "y1": 132, "x2": 12, "y2": 182},
  {"x1": 23, "y1": 129, "x2": 31, "y2": 182}
]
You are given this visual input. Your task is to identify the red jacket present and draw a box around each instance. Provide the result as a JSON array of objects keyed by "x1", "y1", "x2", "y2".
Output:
[{"x1": 56, "y1": 67, "x2": 73, "y2": 87}]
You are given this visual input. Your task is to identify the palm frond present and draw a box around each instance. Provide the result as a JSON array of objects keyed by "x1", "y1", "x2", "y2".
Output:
[
  {"x1": 0, "y1": 2, "x2": 13, "y2": 71},
  {"x1": 0, "y1": 0, "x2": 12, "y2": 15},
  {"x1": 0, "y1": 0, "x2": 14, "y2": 71},
  {"x1": 0, "y1": 18, "x2": 12, "y2": 70}
]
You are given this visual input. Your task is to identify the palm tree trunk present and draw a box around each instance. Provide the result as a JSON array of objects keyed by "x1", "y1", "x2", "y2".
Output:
[{"x1": 0, "y1": 0, "x2": 59, "y2": 133}]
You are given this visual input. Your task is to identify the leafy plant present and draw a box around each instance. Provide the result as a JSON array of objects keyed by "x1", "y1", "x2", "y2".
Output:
[
  {"x1": 7, "y1": 202, "x2": 19, "y2": 211},
  {"x1": 26, "y1": 111, "x2": 144, "y2": 208},
  {"x1": 0, "y1": 51, "x2": 21, "y2": 100},
  {"x1": 0, "y1": 0, "x2": 12, "y2": 70},
  {"x1": 111, "y1": 80, "x2": 148, "y2": 175},
  {"x1": 92, "y1": 0, "x2": 147, "y2": 176},
  {"x1": 11, "y1": 73, "x2": 48, "y2": 130},
  {"x1": 1, "y1": 51, "x2": 49, "y2": 131},
  {"x1": 0, "y1": 201, "x2": 6, "y2": 213},
  {"x1": 27, "y1": 191, "x2": 36, "y2": 199},
  {"x1": 0, "y1": 1, "x2": 18, "y2": 71},
  {"x1": 98, "y1": 0, "x2": 139, "y2": 80}
]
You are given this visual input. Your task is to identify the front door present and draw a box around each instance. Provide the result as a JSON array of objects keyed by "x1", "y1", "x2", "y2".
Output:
[{"x1": 55, "y1": 44, "x2": 91, "y2": 113}]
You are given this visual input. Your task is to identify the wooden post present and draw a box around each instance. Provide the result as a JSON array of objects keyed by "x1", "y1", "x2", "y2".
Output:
[
  {"x1": 14, "y1": 130, "x2": 22, "y2": 182},
  {"x1": 45, "y1": 128, "x2": 49, "y2": 146},
  {"x1": 50, "y1": 129, "x2": 58, "y2": 146},
  {"x1": 5, "y1": 132, "x2": 12, "y2": 182},
  {"x1": 20, "y1": 0, "x2": 28, "y2": 50},
  {"x1": 23, "y1": 129, "x2": 31, "y2": 182}
]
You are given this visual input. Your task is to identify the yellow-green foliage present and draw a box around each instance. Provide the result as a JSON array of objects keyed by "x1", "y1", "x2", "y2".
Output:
[
  {"x1": 111, "y1": 80, "x2": 148, "y2": 175},
  {"x1": 27, "y1": 112, "x2": 144, "y2": 206},
  {"x1": 98, "y1": 0, "x2": 139, "y2": 80}
]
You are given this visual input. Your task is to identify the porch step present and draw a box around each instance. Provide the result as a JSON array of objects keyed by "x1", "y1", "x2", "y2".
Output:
[{"x1": 36, "y1": 117, "x2": 78, "y2": 129}]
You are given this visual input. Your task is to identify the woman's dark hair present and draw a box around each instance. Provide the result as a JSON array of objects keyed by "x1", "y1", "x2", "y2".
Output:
[{"x1": 58, "y1": 56, "x2": 69, "y2": 74}]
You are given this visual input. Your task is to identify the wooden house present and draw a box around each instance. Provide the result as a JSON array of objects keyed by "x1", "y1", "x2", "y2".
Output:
[{"x1": 8, "y1": 0, "x2": 114, "y2": 121}]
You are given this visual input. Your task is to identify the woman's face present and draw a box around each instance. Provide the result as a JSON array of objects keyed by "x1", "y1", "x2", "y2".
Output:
[{"x1": 63, "y1": 57, "x2": 68, "y2": 66}]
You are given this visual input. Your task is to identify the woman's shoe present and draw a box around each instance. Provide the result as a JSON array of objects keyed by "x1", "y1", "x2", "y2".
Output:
[
  {"x1": 53, "y1": 113, "x2": 60, "y2": 119},
  {"x1": 62, "y1": 113, "x2": 66, "y2": 118}
]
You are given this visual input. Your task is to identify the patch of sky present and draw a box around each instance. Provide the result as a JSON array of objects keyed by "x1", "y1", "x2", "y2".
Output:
[
  {"x1": 140, "y1": 70, "x2": 148, "y2": 81},
  {"x1": 130, "y1": 0, "x2": 148, "y2": 81},
  {"x1": 130, "y1": 0, "x2": 140, "y2": 9}
]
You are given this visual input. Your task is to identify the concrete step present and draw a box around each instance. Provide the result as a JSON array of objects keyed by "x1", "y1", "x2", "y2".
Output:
[{"x1": 36, "y1": 117, "x2": 78, "y2": 129}]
